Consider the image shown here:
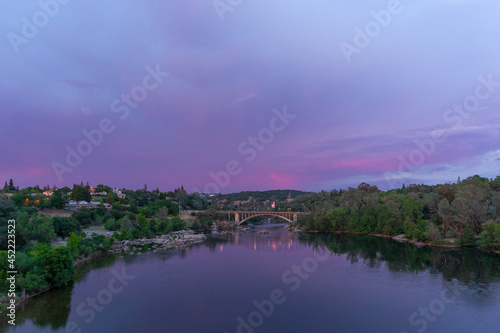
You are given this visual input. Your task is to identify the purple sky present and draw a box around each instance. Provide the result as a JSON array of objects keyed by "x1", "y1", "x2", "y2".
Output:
[{"x1": 1, "y1": 0, "x2": 500, "y2": 193}]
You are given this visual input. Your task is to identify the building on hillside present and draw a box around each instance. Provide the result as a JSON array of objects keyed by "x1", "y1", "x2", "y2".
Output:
[
  {"x1": 117, "y1": 193, "x2": 126, "y2": 199},
  {"x1": 90, "y1": 187, "x2": 107, "y2": 196},
  {"x1": 65, "y1": 200, "x2": 111, "y2": 211},
  {"x1": 42, "y1": 189, "x2": 55, "y2": 196}
]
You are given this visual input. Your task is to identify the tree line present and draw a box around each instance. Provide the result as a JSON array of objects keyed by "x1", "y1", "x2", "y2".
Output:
[{"x1": 294, "y1": 175, "x2": 500, "y2": 251}]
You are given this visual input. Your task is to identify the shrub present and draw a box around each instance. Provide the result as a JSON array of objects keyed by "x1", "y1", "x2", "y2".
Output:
[
  {"x1": 477, "y1": 219, "x2": 500, "y2": 250},
  {"x1": 53, "y1": 217, "x2": 82, "y2": 238}
]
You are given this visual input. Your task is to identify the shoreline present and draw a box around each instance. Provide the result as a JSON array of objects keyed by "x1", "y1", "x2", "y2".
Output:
[
  {"x1": 293, "y1": 228, "x2": 500, "y2": 252},
  {"x1": 0, "y1": 230, "x2": 207, "y2": 312}
]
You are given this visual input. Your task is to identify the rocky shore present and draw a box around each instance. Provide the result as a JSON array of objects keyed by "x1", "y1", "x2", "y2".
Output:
[{"x1": 114, "y1": 230, "x2": 207, "y2": 254}]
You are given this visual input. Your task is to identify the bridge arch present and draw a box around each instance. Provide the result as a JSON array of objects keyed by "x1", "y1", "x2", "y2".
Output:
[{"x1": 236, "y1": 212, "x2": 295, "y2": 225}]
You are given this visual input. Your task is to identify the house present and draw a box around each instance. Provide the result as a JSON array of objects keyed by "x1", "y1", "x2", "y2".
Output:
[
  {"x1": 90, "y1": 187, "x2": 107, "y2": 196},
  {"x1": 65, "y1": 200, "x2": 111, "y2": 211},
  {"x1": 117, "y1": 193, "x2": 126, "y2": 199},
  {"x1": 43, "y1": 189, "x2": 55, "y2": 196}
]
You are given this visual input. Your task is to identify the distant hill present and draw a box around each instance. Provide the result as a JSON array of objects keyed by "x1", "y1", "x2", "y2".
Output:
[{"x1": 217, "y1": 190, "x2": 313, "y2": 202}]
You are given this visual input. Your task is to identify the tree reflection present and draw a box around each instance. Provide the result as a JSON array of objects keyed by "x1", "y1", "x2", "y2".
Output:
[
  {"x1": 6, "y1": 284, "x2": 73, "y2": 330},
  {"x1": 308, "y1": 233, "x2": 500, "y2": 291}
]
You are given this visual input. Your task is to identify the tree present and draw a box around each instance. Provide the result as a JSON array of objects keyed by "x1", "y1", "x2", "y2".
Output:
[
  {"x1": 171, "y1": 216, "x2": 186, "y2": 231},
  {"x1": 50, "y1": 190, "x2": 67, "y2": 209},
  {"x1": 0, "y1": 199, "x2": 18, "y2": 250},
  {"x1": 112, "y1": 201, "x2": 123, "y2": 211},
  {"x1": 157, "y1": 218, "x2": 172, "y2": 234},
  {"x1": 156, "y1": 206, "x2": 169, "y2": 220},
  {"x1": 492, "y1": 196, "x2": 500, "y2": 220},
  {"x1": 67, "y1": 232, "x2": 83, "y2": 258},
  {"x1": 72, "y1": 209, "x2": 94, "y2": 227},
  {"x1": 437, "y1": 198, "x2": 453, "y2": 233},
  {"x1": 39, "y1": 246, "x2": 74, "y2": 287},
  {"x1": 477, "y1": 219, "x2": 500, "y2": 250},
  {"x1": 402, "y1": 198, "x2": 424, "y2": 223},
  {"x1": 106, "y1": 192, "x2": 119, "y2": 204},
  {"x1": 451, "y1": 198, "x2": 471, "y2": 239},
  {"x1": 17, "y1": 214, "x2": 56, "y2": 244},
  {"x1": 455, "y1": 186, "x2": 487, "y2": 235},
  {"x1": 70, "y1": 184, "x2": 83, "y2": 201},
  {"x1": 59, "y1": 186, "x2": 71, "y2": 196},
  {"x1": 70, "y1": 184, "x2": 91, "y2": 202},
  {"x1": 83, "y1": 183, "x2": 92, "y2": 202},
  {"x1": 53, "y1": 217, "x2": 82, "y2": 238},
  {"x1": 120, "y1": 216, "x2": 133, "y2": 232}
]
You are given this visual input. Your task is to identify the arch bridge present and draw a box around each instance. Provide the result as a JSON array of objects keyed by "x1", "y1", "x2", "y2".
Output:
[{"x1": 228, "y1": 211, "x2": 309, "y2": 225}]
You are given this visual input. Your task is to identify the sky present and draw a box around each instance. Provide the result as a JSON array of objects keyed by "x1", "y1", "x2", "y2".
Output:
[{"x1": 1, "y1": 0, "x2": 500, "y2": 193}]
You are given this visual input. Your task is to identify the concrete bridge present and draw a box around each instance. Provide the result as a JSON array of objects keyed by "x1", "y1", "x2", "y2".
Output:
[
  {"x1": 189, "y1": 210, "x2": 310, "y2": 225},
  {"x1": 232, "y1": 211, "x2": 309, "y2": 224}
]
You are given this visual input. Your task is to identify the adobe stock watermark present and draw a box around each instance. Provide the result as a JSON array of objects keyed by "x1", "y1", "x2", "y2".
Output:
[
  {"x1": 213, "y1": 0, "x2": 244, "y2": 22},
  {"x1": 51, "y1": 65, "x2": 169, "y2": 182},
  {"x1": 63, "y1": 267, "x2": 135, "y2": 333},
  {"x1": 226, "y1": 250, "x2": 330, "y2": 333},
  {"x1": 400, "y1": 282, "x2": 463, "y2": 333},
  {"x1": 384, "y1": 73, "x2": 500, "y2": 189},
  {"x1": 192, "y1": 106, "x2": 296, "y2": 194},
  {"x1": 7, "y1": 0, "x2": 72, "y2": 54},
  {"x1": 339, "y1": 0, "x2": 404, "y2": 64}
]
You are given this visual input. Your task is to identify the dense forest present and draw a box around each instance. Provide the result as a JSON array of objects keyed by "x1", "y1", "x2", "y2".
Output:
[{"x1": 293, "y1": 175, "x2": 500, "y2": 251}]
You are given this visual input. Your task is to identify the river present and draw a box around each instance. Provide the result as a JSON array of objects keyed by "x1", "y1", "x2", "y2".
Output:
[{"x1": 2, "y1": 225, "x2": 500, "y2": 333}]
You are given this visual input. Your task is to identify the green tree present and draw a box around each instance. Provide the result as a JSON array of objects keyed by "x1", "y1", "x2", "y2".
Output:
[
  {"x1": 437, "y1": 198, "x2": 453, "y2": 233},
  {"x1": 39, "y1": 246, "x2": 74, "y2": 287},
  {"x1": 67, "y1": 232, "x2": 83, "y2": 258},
  {"x1": 72, "y1": 209, "x2": 94, "y2": 227},
  {"x1": 70, "y1": 184, "x2": 83, "y2": 201},
  {"x1": 451, "y1": 198, "x2": 471, "y2": 239},
  {"x1": 120, "y1": 216, "x2": 133, "y2": 232},
  {"x1": 171, "y1": 216, "x2": 186, "y2": 231},
  {"x1": 8, "y1": 178, "x2": 15, "y2": 191},
  {"x1": 112, "y1": 201, "x2": 123, "y2": 211},
  {"x1": 53, "y1": 217, "x2": 82, "y2": 238},
  {"x1": 50, "y1": 190, "x2": 67, "y2": 209},
  {"x1": 156, "y1": 206, "x2": 169, "y2": 220},
  {"x1": 18, "y1": 214, "x2": 56, "y2": 244},
  {"x1": 477, "y1": 219, "x2": 500, "y2": 250}
]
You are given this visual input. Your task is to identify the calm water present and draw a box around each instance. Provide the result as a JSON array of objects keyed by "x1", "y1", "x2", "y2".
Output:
[{"x1": 2, "y1": 225, "x2": 500, "y2": 333}]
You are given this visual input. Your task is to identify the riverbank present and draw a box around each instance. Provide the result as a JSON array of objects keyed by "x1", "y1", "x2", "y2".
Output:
[
  {"x1": 290, "y1": 227, "x2": 500, "y2": 251},
  {"x1": 0, "y1": 230, "x2": 207, "y2": 313}
]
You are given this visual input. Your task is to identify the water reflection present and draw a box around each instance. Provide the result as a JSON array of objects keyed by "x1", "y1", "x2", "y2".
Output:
[{"x1": 2, "y1": 228, "x2": 500, "y2": 332}]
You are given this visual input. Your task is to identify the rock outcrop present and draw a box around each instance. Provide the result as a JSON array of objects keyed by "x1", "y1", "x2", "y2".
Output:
[{"x1": 114, "y1": 230, "x2": 206, "y2": 253}]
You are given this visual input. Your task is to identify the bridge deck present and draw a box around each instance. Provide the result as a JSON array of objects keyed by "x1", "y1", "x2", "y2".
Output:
[{"x1": 187, "y1": 210, "x2": 309, "y2": 224}]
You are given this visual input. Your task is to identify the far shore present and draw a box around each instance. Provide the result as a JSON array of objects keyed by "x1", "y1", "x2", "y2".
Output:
[{"x1": 293, "y1": 228, "x2": 500, "y2": 252}]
